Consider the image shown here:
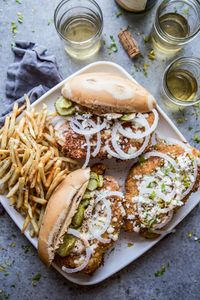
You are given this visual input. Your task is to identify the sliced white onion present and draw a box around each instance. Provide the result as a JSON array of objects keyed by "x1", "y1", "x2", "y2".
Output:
[
  {"x1": 180, "y1": 159, "x2": 198, "y2": 201},
  {"x1": 51, "y1": 116, "x2": 66, "y2": 126},
  {"x1": 144, "y1": 151, "x2": 177, "y2": 168},
  {"x1": 118, "y1": 109, "x2": 158, "y2": 139},
  {"x1": 82, "y1": 135, "x2": 91, "y2": 169},
  {"x1": 111, "y1": 123, "x2": 150, "y2": 160},
  {"x1": 92, "y1": 117, "x2": 101, "y2": 157},
  {"x1": 89, "y1": 191, "x2": 123, "y2": 244},
  {"x1": 104, "y1": 144, "x2": 121, "y2": 159},
  {"x1": 152, "y1": 210, "x2": 174, "y2": 230},
  {"x1": 89, "y1": 199, "x2": 112, "y2": 244},
  {"x1": 70, "y1": 117, "x2": 107, "y2": 136},
  {"x1": 61, "y1": 228, "x2": 92, "y2": 273}
]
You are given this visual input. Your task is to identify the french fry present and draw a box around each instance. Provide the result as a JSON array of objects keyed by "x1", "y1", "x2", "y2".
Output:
[
  {"x1": 22, "y1": 148, "x2": 30, "y2": 165},
  {"x1": 24, "y1": 189, "x2": 29, "y2": 209},
  {"x1": 8, "y1": 166, "x2": 20, "y2": 187},
  {"x1": 0, "y1": 164, "x2": 15, "y2": 185},
  {"x1": 21, "y1": 152, "x2": 35, "y2": 177},
  {"x1": 31, "y1": 216, "x2": 39, "y2": 236},
  {"x1": 21, "y1": 215, "x2": 31, "y2": 234},
  {"x1": 8, "y1": 102, "x2": 18, "y2": 137},
  {"x1": 1, "y1": 115, "x2": 10, "y2": 149},
  {"x1": 30, "y1": 195, "x2": 47, "y2": 205},
  {"x1": 24, "y1": 94, "x2": 31, "y2": 111},
  {"x1": 26, "y1": 111, "x2": 38, "y2": 137},
  {"x1": 16, "y1": 177, "x2": 25, "y2": 209},
  {"x1": 46, "y1": 173, "x2": 66, "y2": 199},
  {"x1": 38, "y1": 162, "x2": 46, "y2": 187},
  {"x1": 7, "y1": 181, "x2": 19, "y2": 198},
  {"x1": 0, "y1": 159, "x2": 11, "y2": 177}
]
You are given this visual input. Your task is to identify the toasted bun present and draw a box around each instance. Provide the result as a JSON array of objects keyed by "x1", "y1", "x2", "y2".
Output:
[
  {"x1": 61, "y1": 73, "x2": 156, "y2": 113},
  {"x1": 38, "y1": 168, "x2": 90, "y2": 266}
]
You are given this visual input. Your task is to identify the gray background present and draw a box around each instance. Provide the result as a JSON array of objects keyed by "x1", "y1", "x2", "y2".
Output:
[{"x1": 0, "y1": 0, "x2": 200, "y2": 299}]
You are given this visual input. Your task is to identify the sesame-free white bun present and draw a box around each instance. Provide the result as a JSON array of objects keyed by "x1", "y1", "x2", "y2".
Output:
[
  {"x1": 38, "y1": 168, "x2": 90, "y2": 266},
  {"x1": 61, "y1": 73, "x2": 156, "y2": 113}
]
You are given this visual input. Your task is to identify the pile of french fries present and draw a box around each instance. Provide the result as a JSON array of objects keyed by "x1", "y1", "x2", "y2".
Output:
[{"x1": 0, "y1": 95, "x2": 78, "y2": 237}]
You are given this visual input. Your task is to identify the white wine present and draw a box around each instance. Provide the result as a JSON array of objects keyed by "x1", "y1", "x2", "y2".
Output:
[
  {"x1": 62, "y1": 17, "x2": 98, "y2": 42},
  {"x1": 115, "y1": 0, "x2": 157, "y2": 12},
  {"x1": 166, "y1": 69, "x2": 197, "y2": 101},
  {"x1": 159, "y1": 13, "x2": 190, "y2": 38},
  {"x1": 61, "y1": 16, "x2": 101, "y2": 59}
]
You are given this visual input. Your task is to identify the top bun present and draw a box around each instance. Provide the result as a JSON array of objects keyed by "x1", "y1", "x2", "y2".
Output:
[
  {"x1": 38, "y1": 168, "x2": 90, "y2": 266},
  {"x1": 61, "y1": 72, "x2": 156, "y2": 114}
]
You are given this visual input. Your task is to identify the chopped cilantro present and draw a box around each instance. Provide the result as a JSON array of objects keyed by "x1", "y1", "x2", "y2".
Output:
[
  {"x1": 150, "y1": 191, "x2": 156, "y2": 200},
  {"x1": 127, "y1": 242, "x2": 134, "y2": 247},
  {"x1": 193, "y1": 134, "x2": 200, "y2": 143},
  {"x1": 148, "y1": 49, "x2": 155, "y2": 60},
  {"x1": 188, "y1": 231, "x2": 193, "y2": 238},
  {"x1": 188, "y1": 126, "x2": 193, "y2": 131},
  {"x1": 17, "y1": 12, "x2": 23, "y2": 24},
  {"x1": 154, "y1": 264, "x2": 168, "y2": 277},
  {"x1": 143, "y1": 35, "x2": 149, "y2": 43},
  {"x1": 32, "y1": 272, "x2": 41, "y2": 285},
  {"x1": 11, "y1": 22, "x2": 17, "y2": 36},
  {"x1": 161, "y1": 183, "x2": 166, "y2": 193},
  {"x1": 116, "y1": 11, "x2": 123, "y2": 17},
  {"x1": 177, "y1": 117, "x2": 187, "y2": 124},
  {"x1": 16, "y1": 0, "x2": 21, "y2": 3},
  {"x1": 143, "y1": 63, "x2": 149, "y2": 77},
  {"x1": 139, "y1": 155, "x2": 146, "y2": 165},
  {"x1": 147, "y1": 182, "x2": 153, "y2": 188},
  {"x1": 47, "y1": 19, "x2": 53, "y2": 26},
  {"x1": 9, "y1": 242, "x2": 16, "y2": 248},
  {"x1": 21, "y1": 244, "x2": 31, "y2": 253},
  {"x1": 108, "y1": 35, "x2": 118, "y2": 53}
]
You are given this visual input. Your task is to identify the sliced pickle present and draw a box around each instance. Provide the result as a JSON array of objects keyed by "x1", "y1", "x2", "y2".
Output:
[
  {"x1": 98, "y1": 175, "x2": 104, "y2": 188},
  {"x1": 57, "y1": 234, "x2": 76, "y2": 257},
  {"x1": 55, "y1": 97, "x2": 76, "y2": 116},
  {"x1": 120, "y1": 113, "x2": 136, "y2": 121},
  {"x1": 87, "y1": 179, "x2": 98, "y2": 191}
]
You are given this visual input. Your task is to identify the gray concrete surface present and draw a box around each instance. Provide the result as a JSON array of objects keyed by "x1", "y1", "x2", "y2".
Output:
[{"x1": 0, "y1": 0, "x2": 200, "y2": 299}]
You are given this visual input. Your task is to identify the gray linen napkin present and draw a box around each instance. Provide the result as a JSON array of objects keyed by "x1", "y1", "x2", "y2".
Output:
[
  {"x1": 0, "y1": 41, "x2": 63, "y2": 213},
  {"x1": 0, "y1": 41, "x2": 62, "y2": 125}
]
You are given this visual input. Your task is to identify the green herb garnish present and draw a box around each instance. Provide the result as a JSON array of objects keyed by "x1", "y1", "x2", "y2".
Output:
[
  {"x1": 108, "y1": 35, "x2": 118, "y2": 53},
  {"x1": 161, "y1": 183, "x2": 166, "y2": 193},
  {"x1": 127, "y1": 243, "x2": 134, "y2": 247},
  {"x1": 11, "y1": 22, "x2": 17, "y2": 36},
  {"x1": 154, "y1": 264, "x2": 167, "y2": 277},
  {"x1": 149, "y1": 191, "x2": 156, "y2": 200},
  {"x1": 16, "y1": 0, "x2": 21, "y2": 3},
  {"x1": 148, "y1": 49, "x2": 155, "y2": 60},
  {"x1": 188, "y1": 126, "x2": 193, "y2": 131},
  {"x1": 177, "y1": 117, "x2": 187, "y2": 124},
  {"x1": 116, "y1": 11, "x2": 123, "y2": 17},
  {"x1": 193, "y1": 134, "x2": 200, "y2": 143},
  {"x1": 32, "y1": 272, "x2": 41, "y2": 284},
  {"x1": 17, "y1": 12, "x2": 23, "y2": 24}
]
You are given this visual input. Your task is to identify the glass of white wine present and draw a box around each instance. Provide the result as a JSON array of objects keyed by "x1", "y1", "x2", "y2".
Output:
[
  {"x1": 163, "y1": 57, "x2": 200, "y2": 106},
  {"x1": 54, "y1": 0, "x2": 103, "y2": 60},
  {"x1": 152, "y1": 0, "x2": 200, "y2": 57}
]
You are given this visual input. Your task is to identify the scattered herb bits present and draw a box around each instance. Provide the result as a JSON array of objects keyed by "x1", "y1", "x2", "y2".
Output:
[{"x1": 108, "y1": 35, "x2": 118, "y2": 54}]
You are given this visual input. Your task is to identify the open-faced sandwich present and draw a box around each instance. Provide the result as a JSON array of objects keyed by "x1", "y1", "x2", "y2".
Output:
[
  {"x1": 38, "y1": 164, "x2": 124, "y2": 274},
  {"x1": 124, "y1": 137, "x2": 200, "y2": 238},
  {"x1": 51, "y1": 73, "x2": 158, "y2": 167}
]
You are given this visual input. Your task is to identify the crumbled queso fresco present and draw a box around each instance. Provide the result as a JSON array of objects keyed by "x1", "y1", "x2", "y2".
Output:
[{"x1": 131, "y1": 152, "x2": 198, "y2": 231}]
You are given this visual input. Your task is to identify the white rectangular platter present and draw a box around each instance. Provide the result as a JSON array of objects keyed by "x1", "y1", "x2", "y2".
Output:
[{"x1": 1, "y1": 61, "x2": 200, "y2": 285}]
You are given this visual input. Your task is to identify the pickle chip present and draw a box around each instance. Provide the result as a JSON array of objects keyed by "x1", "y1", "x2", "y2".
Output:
[{"x1": 55, "y1": 96, "x2": 76, "y2": 116}]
